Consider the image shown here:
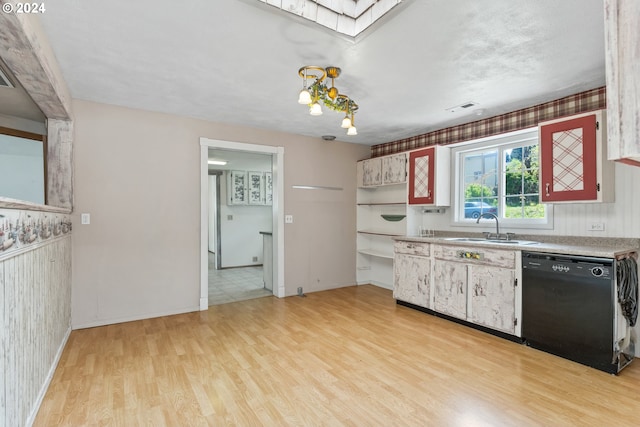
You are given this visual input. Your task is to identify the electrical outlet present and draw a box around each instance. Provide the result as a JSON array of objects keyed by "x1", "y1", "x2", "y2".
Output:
[
  {"x1": 227, "y1": 215, "x2": 233, "y2": 220},
  {"x1": 588, "y1": 222, "x2": 605, "y2": 231},
  {"x1": 285, "y1": 215, "x2": 293, "y2": 223},
  {"x1": 252, "y1": 256, "x2": 258, "y2": 262},
  {"x1": 81, "y1": 213, "x2": 90, "y2": 225}
]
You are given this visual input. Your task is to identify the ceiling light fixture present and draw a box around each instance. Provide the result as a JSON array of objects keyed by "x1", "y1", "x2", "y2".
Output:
[
  {"x1": 208, "y1": 159, "x2": 228, "y2": 165},
  {"x1": 297, "y1": 66, "x2": 359, "y2": 136}
]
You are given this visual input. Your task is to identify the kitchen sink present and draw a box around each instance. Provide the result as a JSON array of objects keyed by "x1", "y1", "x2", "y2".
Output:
[{"x1": 441, "y1": 237, "x2": 540, "y2": 245}]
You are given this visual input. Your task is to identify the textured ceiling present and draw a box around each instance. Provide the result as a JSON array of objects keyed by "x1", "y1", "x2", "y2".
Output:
[{"x1": 35, "y1": 0, "x2": 606, "y2": 146}]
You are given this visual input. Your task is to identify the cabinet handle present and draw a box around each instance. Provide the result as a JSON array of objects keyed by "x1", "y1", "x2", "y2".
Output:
[
  {"x1": 457, "y1": 251, "x2": 483, "y2": 260},
  {"x1": 545, "y1": 183, "x2": 550, "y2": 197},
  {"x1": 406, "y1": 244, "x2": 415, "y2": 249}
]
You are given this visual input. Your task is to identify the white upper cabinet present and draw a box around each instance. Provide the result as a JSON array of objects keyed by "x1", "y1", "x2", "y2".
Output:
[
  {"x1": 357, "y1": 153, "x2": 407, "y2": 187},
  {"x1": 604, "y1": 0, "x2": 640, "y2": 166}
]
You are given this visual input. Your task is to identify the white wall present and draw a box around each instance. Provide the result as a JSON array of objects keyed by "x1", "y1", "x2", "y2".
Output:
[
  {"x1": 218, "y1": 171, "x2": 272, "y2": 267},
  {"x1": 71, "y1": 99, "x2": 369, "y2": 328}
]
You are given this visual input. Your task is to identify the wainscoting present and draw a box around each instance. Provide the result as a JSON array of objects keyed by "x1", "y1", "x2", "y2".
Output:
[{"x1": 1, "y1": 235, "x2": 72, "y2": 426}]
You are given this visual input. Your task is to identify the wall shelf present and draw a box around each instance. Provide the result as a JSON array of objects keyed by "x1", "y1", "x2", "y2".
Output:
[
  {"x1": 357, "y1": 202, "x2": 406, "y2": 206},
  {"x1": 357, "y1": 230, "x2": 403, "y2": 237},
  {"x1": 357, "y1": 249, "x2": 394, "y2": 259}
]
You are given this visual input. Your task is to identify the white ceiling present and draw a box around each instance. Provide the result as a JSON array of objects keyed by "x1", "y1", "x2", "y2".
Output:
[{"x1": 36, "y1": 0, "x2": 606, "y2": 146}]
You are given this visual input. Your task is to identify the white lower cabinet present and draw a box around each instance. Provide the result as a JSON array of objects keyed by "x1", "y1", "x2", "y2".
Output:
[
  {"x1": 394, "y1": 240, "x2": 520, "y2": 337},
  {"x1": 467, "y1": 265, "x2": 516, "y2": 334},
  {"x1": 393, "y1": 241, "x2": 431, "y2": 307},
  {"x1": 433, "y1": 260, "x2": 467, "y2": 320},
  {"x1": 394, "y1": 253, "x2": 431, "y2": 308}
]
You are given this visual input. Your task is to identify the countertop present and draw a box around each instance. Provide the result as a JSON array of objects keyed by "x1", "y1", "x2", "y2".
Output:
[{"x1": 394, "y1": 233, "x2": 640, "y2": 258}]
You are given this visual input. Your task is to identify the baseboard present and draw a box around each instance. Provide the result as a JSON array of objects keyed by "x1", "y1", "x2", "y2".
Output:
[
  {"x1": 72, "y1": 305, "x2": 201, "y2": 330},
  {"x1": 358, "y1": 281, "x2": 393, "y2": 290},
  {"x1": 26, "y1": 326, "x2": 72, "y2": 427}
]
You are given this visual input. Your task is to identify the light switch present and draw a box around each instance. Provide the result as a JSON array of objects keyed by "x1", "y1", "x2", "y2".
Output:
[
  {"x1": 81, "y1": 213, "x2": 90, "y2": 225},
  {"x1": 285, "y1": 215, "x2": 293, "y2": 223}
]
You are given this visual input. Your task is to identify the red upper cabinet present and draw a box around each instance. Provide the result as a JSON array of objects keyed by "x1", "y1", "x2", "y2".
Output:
[
  {"x1": 539, "y1": 110, "x2": 614, "y2": 203},
  {"x1": 408, "y1": 145, "x2": 450, "y2": 206}
]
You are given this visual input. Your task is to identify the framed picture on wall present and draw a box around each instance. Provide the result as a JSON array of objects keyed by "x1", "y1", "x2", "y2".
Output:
[
  {"x1": 228, "y1": 170, "x2": 248, "y2": 205},
  {"x1": 248, "y1": 171, "x2": 264, "y2": 205},
  {"x1": 264, "y1": 172, "x2": 273, "y2": 205}
]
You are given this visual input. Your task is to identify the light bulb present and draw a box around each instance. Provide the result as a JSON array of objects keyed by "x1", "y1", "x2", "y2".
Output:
[
  {"x1": 298, "y1": 89, "x2": 311, "y2": 104},
  {"x1": 347, "y1": 126, "x2": 357, "y2": 136},
  {"x1": 309, "y1": 102, "x2": 323, "y2": 116},
  {"x1": 341, "y1": 116, "x2": 351, "y2": 128}
]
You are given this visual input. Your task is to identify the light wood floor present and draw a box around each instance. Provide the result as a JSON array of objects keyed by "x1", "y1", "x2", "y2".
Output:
[{"x1": 35, "y1": 285, "x2": 640, "y2": 426}]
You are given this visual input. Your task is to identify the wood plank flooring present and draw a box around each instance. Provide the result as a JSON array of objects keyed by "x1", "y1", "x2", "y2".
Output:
[{"x1": 34, "y1": 285, "x2": 640, "y2": 426}]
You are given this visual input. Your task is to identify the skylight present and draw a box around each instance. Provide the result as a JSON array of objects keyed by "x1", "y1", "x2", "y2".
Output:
[{"x1": 258, "y1": 0, "x2": 403, "y2": 37}]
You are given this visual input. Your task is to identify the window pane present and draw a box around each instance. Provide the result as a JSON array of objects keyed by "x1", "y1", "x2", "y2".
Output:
[
  {"x1": 503, "y1": 142, "x2": 542, "y2": 217},
  {"x1": 504, "y1": 194, "x2": 544, "y2": 219},
  {"x1": 462, "y1": 150, "x2": 498, "y2": 219}
]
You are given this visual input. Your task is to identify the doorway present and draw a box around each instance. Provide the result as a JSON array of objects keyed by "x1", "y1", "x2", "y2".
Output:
[
  {"x1": 207, "y1": 150, "x2": 274, "y2": 305},
  {"x1": 199, "y1": 138, "x2": 284, "y2": 310}
]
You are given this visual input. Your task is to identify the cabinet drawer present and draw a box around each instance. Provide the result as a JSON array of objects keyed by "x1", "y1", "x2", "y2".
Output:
[
  {"x1": 394, "y1": 241, "x2": 430, "y2": 256},
  {"x1": 432, "y1": 245, "x2": 515, "y2": 269}
]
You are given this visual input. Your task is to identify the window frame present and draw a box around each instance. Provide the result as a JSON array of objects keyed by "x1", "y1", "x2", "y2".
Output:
[{"x1": 450, "y1": 127, "x2": 553, "y2": 229}]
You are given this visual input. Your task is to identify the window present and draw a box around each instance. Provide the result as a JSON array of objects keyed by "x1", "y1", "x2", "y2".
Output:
[
  {"x1": 453, "y1": 128, "x2": 551, "y2": 227},
  {"x1": 0, "y1": 126, "x2": 47, "y2": 204}
]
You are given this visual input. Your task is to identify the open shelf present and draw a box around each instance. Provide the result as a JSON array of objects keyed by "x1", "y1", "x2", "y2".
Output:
[
  {"x1": 357, "y1": 249, "x2": 394, "y2": 259},
  {"x1": 357, "y1": 230, "x2": 404, "y2": 237},
  {"x1": 356, "y1": 154, "x2": 408, "y2": 289},
  {"x1": 357, "y1": 202, "x2": 406, "y2": 206}
]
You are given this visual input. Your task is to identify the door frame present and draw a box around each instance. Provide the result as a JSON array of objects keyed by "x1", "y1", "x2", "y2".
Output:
[
  {"x1": 199, "y1": 138, "x2": 285, "y2": 309},
  {"x1": 207, "y1": 171, "x2": 222, "y2": 270}
]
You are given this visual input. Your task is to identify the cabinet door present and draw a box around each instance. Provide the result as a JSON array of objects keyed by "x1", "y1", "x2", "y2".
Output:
[
  {"x1": 382, "y1": 153, "x2": 407, "y2": 185},
  {"x1": 228, "y1": 170, "x2": 247, "y2": 205},
  {"x1": 362, "y1": 158, "x2": 382, "y2": 187},
  {"x1": 540, "y1": 114, "x2": 598, "y2": 202},
  {"x1": 433, "y1": 260, "x2": 467, "y2": 319},
  {"x1": 468, "y1": 266, "x2": 515, "y2": 334},
  {"x1": 604, "y1": 0, "x2": 640, "y2": 166},
  {"x1": 264, "y1": 172, "x2": 273, "y2": 205},
  {"x1": 393, "y1": 254, "x2": 430, "y2": 308},
  {"x1": 247, "y1": 171, "x2": 264, "y2": 205},
  {"x1": 408, "y1": 147, "x2": 435, "y2": 205}
]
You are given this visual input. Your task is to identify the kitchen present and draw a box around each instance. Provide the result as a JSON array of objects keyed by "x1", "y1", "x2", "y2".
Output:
[
  {"x1": 356, "y1": 94, "x2": 639, "y2": 374},
  {"x1": 1, "y1": 0, "x2": 640, "y2": 425}
]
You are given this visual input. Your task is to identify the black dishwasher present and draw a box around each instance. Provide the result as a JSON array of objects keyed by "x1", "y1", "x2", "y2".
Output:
[{"x1": 521, "y1": 252, "x2": 628, "y2": 374}]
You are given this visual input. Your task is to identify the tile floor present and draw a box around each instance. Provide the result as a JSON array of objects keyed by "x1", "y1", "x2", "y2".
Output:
[{"x1": 208, "y1": 252, "x2": 273, "y2": 306}]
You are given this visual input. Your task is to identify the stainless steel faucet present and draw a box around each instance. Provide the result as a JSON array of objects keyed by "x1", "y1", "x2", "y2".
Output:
[{"x1": 476, "y1": 212, "x2": 499, "y2": 237}]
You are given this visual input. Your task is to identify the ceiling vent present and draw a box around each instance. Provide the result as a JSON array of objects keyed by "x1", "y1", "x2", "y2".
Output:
[
  {"x1": 446, "y1": 101, "x2": 478, "y2": 113},
  {"x1": 0, "y1": 68, "x2": 14, "y2": 88}
]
